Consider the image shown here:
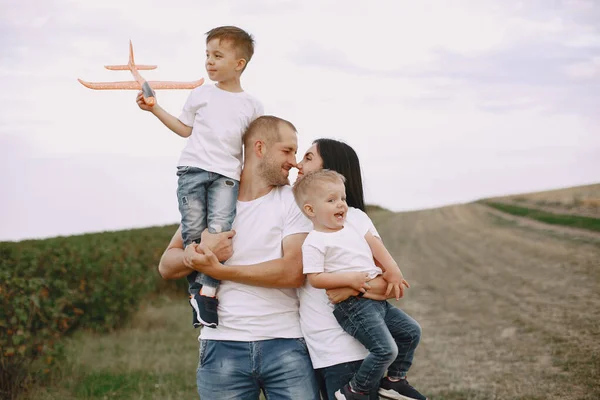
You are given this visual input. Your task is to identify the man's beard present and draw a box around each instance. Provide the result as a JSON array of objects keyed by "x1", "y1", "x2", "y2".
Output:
[{"x1": 259, "y1": 154, "x2": 289, "y2": 186}]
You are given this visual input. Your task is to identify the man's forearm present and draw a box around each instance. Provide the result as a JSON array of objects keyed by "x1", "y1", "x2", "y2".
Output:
[
  {"x1": 151, "y1": 105, "x2": 192, "y2": 138},
  {"x1": 209, "y1": 257, "x2": 304, "y2": 288},
  {"x1": 181, "y1": 233, "x2": 307, "y2": 289},
  {"x1": 158, "y1": 247, "x2": 192, "y2": 280}
]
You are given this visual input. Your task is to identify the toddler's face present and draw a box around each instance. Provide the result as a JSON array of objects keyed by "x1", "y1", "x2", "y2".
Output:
[
  {"x1": 309, "y1": 181, "x2": 348, "y2": 232},
  {"x1": 205, "y1": 39, "x2": 243, "y2": 82}
]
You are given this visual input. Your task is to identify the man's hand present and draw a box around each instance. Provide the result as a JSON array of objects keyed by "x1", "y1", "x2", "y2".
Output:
[
  {"x1": 183, "y1": 243, "x2": 203, "y2": 270},
  {"x1": 183, "y1": 243, "x2": 226, "y2": 279},
  {"x1": 200, "y1": 229, "x2": 235, "y2": 262},
  {"x1": 382, "y1": 267, "x2": 410, "y2": 300},
  {"x1": 136, "y1": 91, "x2": 155, "y2": 112},
  {"x1": 326, "y1": 287, "x2": 359, "y2": 304}
]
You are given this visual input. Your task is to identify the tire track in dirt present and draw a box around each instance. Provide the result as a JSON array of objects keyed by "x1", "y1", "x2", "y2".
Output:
[{"x1": 372, "y1": 205, "x2": 600, "y2": 399}]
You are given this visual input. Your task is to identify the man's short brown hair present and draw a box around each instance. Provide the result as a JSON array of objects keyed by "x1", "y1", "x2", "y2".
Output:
[
  {"x1": 242, "y1": 115, "x2": 297, "y2": 148},
  {"x1": 292, "y1": 170, "x2": 346, "y2": 215},
  {"x1": 206, "y1": 26, "x2": 255, "y2": 68}
]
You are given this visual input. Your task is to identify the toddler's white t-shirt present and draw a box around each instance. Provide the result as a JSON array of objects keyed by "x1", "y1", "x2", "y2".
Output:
[
  {"x1": 302, "y1": 208, "x2": 383, "y2": 278},
  {"x1": 298, "y1": 207, "x2": 382, "y2": 368}
]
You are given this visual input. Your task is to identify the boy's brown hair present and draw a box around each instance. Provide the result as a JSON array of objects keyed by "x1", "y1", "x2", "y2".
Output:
[
  {"x1": 206, "y1": 26, "x2": 255, "y2": 70},
  {"x1": 292, "y1": 170, "x2": 346, "y2": 216}
]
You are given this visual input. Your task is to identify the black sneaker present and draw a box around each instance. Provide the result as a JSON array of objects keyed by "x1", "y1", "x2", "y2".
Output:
[
  {"x1": 188, "y1": 283, "x2": 202, "y2": 328},
  {"x1": 378, "y1": 377, "x2": 427, "y2": 400},
  {"x1": 189, "y1": 283, "x2": 218, "y2": 328},
  {"x1": 334, "y1": 383, "x2": 370, "y2": 400}
]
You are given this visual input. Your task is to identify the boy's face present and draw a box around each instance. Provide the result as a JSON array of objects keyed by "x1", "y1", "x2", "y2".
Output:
[
  {"x1": 305, "y1": 181, "x2": 348, "y2": 232},
  {"x1": 205, "y1": 38, "x2": 245, "y2": 82}
]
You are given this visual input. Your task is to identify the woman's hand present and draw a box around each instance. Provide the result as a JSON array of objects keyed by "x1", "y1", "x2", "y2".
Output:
[{"x1": 326, "y1": 287, "x2": 359, "y2": 304}]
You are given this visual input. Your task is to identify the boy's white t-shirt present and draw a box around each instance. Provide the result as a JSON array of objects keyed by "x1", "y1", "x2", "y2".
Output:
[
  {"x1": 298, "y1": 207, "x2": 382, "y2": 368},
  {"x1": 200, "y1": 185, "x2": 313, "y2": 342},
  {"x1": 178, "y1": 84, "x2": 263, "y2": 181}
]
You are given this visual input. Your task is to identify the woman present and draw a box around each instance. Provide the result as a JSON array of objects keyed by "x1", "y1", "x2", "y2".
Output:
[{"x1": 296, "y1": 139, "x2": 424, "y2": 400}]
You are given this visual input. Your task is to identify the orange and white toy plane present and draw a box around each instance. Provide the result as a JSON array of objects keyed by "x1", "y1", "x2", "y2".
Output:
[{"x1": 78, "y1": 41, "x2": 204, "y2": 107}]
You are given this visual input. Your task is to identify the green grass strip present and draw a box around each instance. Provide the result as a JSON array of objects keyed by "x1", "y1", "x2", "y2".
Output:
[{"x1": 483, "y1": 202, "x2": 600, "y2": 233}]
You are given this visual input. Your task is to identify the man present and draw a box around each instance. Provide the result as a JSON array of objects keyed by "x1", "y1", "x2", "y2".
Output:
[{"x1": 158, "y1": 115, "x2": 320, "y2": 400}]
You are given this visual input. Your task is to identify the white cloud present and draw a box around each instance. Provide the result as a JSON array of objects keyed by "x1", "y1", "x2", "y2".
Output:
[{"x1": 564, "y1": 57, "x2": 600, "y2": 79}]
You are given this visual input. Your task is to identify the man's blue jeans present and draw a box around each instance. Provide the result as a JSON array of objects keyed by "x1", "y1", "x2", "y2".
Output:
[
  {"x1": 176, "y1": 166, "x2": 238, "y2": 288},
  {"x1": 196, "y1": 338, "x2": 320, "y2": 400},
  {"x1": 333, "y1": 297, "x2": 422, "y2": 393}
]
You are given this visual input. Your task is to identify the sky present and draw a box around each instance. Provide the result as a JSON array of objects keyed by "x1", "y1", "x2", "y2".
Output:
[{"x1": 1, "y1": 0, "x2": 599, "y2": 242}]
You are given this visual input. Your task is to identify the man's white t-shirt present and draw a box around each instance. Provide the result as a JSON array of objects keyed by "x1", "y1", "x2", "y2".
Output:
[
  {"x1": 178, "y1": 84, "x2": 263, "y2": 181},
  {"x1": 201, "y1": 185, "x2": 312, "y2": 342},
  {"x1": 298, "y1": 207, "x2": 382, "y2": 368}
]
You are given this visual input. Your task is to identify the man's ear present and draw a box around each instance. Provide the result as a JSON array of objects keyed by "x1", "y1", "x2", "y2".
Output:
[
  {"x1": 236, "y1": 58, "x2": 247, "y2": 72},
  {"x1": 254, "y1": 140, "x2": 265, "y2": 158},
  {"x1": 303, "y1": 203, "x2": 315, "y2": 218}
]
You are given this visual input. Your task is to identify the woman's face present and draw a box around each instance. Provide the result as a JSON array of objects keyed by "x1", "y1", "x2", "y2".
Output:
[{"x1": 296, "y1": 144, "x2": 324, "y2": 179}]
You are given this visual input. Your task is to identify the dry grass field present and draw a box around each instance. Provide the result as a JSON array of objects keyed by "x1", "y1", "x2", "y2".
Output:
[
  {"x1": 488, "y1": 183, "x2": 600, "y2": 218},
  {"x1": 20, "y1": 202, "x2": 600, "y2": 400}
]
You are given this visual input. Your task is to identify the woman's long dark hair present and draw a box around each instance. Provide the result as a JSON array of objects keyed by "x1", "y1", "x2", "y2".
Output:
[{"x1": 313, "y1": 138, "x2": 365, "y2": 212}]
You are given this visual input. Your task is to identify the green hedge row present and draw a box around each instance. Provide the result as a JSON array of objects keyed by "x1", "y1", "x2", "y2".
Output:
[
  {"x1": 483, "y1": 202, "x2": 600, "y2": 232},
  {"x1": 0, "y1": 224, "x2": 185, "y2": 399}
]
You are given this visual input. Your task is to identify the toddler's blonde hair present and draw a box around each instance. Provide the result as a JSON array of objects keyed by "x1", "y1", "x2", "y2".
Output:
[{"x1": 292, "y1": 169, "x2": 346, "y2": 216}]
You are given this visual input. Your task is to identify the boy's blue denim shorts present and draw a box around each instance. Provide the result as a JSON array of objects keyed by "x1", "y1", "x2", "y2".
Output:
[
  {"x1": 177, "y1": 166, "x2": 238, "y2": 287},
  {"x1": 176, "y1": 166, "x2": 238, "y2": 247}
]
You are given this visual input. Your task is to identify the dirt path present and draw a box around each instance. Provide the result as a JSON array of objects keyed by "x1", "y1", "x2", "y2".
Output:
[{"x1": 372, "y1": 205, "x2": 600, "y2": 399}]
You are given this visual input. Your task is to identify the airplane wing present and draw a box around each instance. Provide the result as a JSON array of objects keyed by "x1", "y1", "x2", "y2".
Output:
[
  {"x1": 148, "y1": 78, "x2": 204, "y2": 89},
  {"x1": 105, "y1": 65, "x2": 157, "y2": 70},
  {"x1": 78, "y1": 78, "x2": 204, "y2": 90},
  {"x1": 78, "y1": 79, "x2": 141, "y2": 90}
]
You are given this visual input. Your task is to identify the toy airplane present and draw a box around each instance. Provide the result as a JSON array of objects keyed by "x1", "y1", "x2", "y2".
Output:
[{"x1": 78, "y1": 41, "x2": 204, "y2": 107}]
